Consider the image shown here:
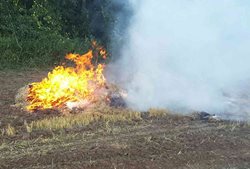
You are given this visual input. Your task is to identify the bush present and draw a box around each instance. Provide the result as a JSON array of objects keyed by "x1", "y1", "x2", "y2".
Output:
[
  {"x1": 0, "y1": 0, "x2": 131, "y2": 69},
  {"x1": 0, "y1": 32, "x2": 90, "y2": 69}
]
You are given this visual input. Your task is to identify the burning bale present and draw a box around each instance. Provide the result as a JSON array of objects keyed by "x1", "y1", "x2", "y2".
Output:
[
  {"x1": 15, "y1": 83, "x2": 126, "y2": 112},
  {"x1": 15, "y1": 85, "x2": 30, "y2": 108},
  {"x1": 14, "y1": 42, "x2": 126, "y2": 112}
]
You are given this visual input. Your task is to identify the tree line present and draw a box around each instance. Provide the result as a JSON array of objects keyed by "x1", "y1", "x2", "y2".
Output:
[{"x1": 0, "y1": 0, "x2": 130, "y2": 69}]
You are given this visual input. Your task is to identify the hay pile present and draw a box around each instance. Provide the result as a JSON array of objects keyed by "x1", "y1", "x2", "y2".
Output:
[{"x1": 15, "y1": 83, "x2": 126, "y2": 112}]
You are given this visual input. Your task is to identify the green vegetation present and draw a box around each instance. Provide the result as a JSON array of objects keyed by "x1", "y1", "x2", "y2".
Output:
[{"x1": 0, "y1": 0, "x2": 123, "y2": 69}]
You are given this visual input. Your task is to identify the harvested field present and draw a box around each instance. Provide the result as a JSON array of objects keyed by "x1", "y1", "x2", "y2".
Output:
[{"x1": 0, "y1": 70, "x2": 250, "y2": 169}]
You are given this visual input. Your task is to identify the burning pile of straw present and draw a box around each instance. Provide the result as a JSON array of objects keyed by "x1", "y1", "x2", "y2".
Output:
[
  {"x1": 14, "y1": 42, "x2": 126, "y2": 113},
  {"x1": 15, "y1": 83, "x2": 126, "y2": 113}
]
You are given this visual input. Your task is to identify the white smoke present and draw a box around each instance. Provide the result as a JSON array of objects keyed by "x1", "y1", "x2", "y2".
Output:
[{"x1": 110, "y1": 0, "x2": 250, "y2": 120}]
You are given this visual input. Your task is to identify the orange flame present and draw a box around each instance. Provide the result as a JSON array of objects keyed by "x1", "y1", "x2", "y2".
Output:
[{"x1": 27, "y1": 44, "x2": 107, "y2": 111}]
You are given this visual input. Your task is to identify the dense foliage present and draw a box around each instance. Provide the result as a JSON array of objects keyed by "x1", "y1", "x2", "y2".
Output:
[{"x1": 0, "y1": 0, "x2": 129, "y2": 69}]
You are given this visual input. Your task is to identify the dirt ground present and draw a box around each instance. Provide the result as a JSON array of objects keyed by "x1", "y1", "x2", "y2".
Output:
[{"x1": 0, "y1": 70, "x2": 250, "y2": 169}]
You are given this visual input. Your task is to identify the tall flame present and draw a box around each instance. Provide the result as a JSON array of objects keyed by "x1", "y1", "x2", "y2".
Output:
[{"x1": 27, "y1": 43, "x2": 107, "y2": 111}]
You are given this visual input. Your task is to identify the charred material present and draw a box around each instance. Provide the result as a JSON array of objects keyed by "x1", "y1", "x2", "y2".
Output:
[
  {"x1": 14, "y1": 83, "x2": 127, "y2": 112},
  {"x1": 195, "y1": 111, "x2": 217, "y2": 121},
  {"x1": 107, "y1": 92, "x2": 126, "y2": 108}
]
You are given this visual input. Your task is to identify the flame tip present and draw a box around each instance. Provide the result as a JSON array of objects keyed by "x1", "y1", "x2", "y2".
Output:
[{"x1": 27, "y1": 42, "x2": 107, "y2": 111}]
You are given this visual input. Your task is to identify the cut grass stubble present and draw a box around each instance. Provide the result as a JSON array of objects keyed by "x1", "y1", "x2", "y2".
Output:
[{"x1": 29, "y1": 108, "x2": 142, "y2": 131}]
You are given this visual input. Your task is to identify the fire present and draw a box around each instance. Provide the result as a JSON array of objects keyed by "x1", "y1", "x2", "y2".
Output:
[{"x1": 27, "y1": 43, "x2": 107, "y2": 111}]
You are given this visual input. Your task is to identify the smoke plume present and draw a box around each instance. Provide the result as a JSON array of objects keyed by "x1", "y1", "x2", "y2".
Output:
[{"x1": 110, "y1": 0, "x2": 250, "y2": 120}]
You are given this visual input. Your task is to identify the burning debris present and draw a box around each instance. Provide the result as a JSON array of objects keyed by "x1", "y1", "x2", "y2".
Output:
[
  {"x1": 15, "y1": 42, "x2": 126, "y2": 112},
  {"x1": 15, "y1": 83, "x2": 126, "y2": 112}
]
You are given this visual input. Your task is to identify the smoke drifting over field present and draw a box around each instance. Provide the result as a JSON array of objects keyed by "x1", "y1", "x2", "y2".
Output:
[{"x1": 110, "y1": 0, "x2": 250, "y2": 120}]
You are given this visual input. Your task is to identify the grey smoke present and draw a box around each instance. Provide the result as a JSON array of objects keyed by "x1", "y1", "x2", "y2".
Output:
[
  {"x1": 109, "y1": 0, "x2": 134, "y2": 59},
  {"x1": 109, "y1": 0, "x2": 250, "y2": 120}
]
